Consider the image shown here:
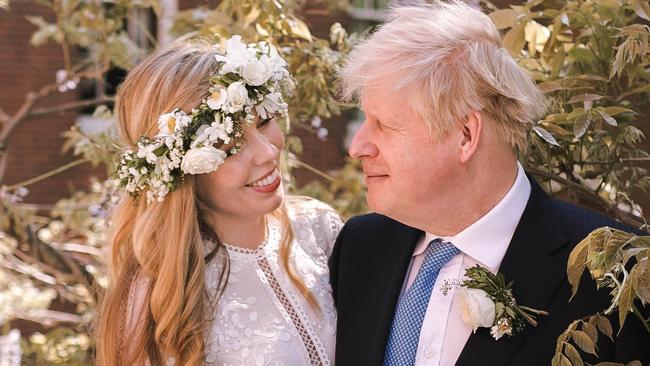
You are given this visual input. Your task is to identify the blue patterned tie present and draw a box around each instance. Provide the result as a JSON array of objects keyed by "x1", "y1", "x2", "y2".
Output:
[{"x1": 383, "y1": 239, "x2": 460, "y2": 366}]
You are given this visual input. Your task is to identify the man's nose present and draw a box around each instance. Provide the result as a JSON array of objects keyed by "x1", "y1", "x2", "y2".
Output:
[{"x1": 349, "y1": 120, "x2": 378, "y2": 159}]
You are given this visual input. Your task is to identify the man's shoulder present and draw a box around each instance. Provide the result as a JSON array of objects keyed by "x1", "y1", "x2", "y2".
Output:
[
  {"x1": 342, "y1": 212, "x2": 414, "y2": 235},
  {"x1": 548, "y1": 197, "x2": 639, "y2": 240}
]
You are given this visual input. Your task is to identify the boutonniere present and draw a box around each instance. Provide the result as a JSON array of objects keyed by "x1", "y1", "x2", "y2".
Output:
[{"x1": 443, "y1": 265, "x2": 549, "y2": 340}]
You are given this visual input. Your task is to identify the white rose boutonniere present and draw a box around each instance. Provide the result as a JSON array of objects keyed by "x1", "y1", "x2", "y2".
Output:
[
  {"x1": 458, "y1": 288, "x2": 496, "y2": 333},
  {"x1": 180, "y1": 146, "x2": 227, "y2": 175},
  {"x1": 445, "y1": 265, "x2": 549, "y2": 340}
]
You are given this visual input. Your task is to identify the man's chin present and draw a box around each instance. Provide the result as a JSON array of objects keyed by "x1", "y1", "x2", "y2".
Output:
[{"x1": 366, "y1": 193, "x2": 390, "y2": 216}]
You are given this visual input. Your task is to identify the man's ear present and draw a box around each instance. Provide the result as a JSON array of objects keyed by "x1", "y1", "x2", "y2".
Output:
[{"x1": 459, "y1": 111, "x2": 482, "y2": 164}]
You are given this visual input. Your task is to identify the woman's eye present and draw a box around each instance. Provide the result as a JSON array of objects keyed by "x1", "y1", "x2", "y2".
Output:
[{"x1": 259, "y1": 117, "x2": 273, "y2": 128}]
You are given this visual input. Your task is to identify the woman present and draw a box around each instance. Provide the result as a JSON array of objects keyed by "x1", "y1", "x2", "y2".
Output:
[{"x1": 96, "y1": 35, "x2": 342, "y2": 366}]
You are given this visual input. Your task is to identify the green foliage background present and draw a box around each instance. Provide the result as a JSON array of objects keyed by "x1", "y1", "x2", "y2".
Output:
[{"x1": 0, "y1": 0, "x2": 649, "y2": 364}]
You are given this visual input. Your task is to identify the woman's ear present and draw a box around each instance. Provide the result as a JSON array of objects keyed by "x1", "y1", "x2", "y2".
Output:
[{"x1": 459, "y1": 111, "x2": 482, "y2": 164}]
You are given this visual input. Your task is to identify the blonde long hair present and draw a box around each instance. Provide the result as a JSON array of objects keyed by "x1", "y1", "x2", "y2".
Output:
[{"x1": 96, "y1": 38, "x2": 317, "y2": 366}]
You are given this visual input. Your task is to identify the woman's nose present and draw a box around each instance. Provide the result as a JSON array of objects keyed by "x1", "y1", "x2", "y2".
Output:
[{"x1": 248, "y1": 130, "x2": 280, "y2": 165}]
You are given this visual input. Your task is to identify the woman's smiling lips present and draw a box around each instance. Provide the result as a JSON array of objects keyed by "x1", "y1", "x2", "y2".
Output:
[{"x1": 245, "y1": 169, "x2": 281, "y2": 193}]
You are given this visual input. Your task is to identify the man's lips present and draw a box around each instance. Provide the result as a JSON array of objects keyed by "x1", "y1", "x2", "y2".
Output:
[{"x1": 364, "y1": 173, "x2": 389, "y2": 182}]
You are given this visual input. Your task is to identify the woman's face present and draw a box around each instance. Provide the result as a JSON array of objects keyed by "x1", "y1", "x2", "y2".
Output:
[{"x1": 198, "y1": 116, "x2": 285, "y2": 222}]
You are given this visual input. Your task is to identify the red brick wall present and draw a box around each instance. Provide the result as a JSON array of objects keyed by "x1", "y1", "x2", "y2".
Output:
[
  {"x1": 3, "y1": 0, "x2": 647, "y2": 215},
  {"x1": 0, "y1": 1, "x2": 104, "y2": 205}
]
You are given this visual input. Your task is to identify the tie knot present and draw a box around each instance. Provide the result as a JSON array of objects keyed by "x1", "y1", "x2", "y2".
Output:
[{"x1": 422, "y1": 239, "x2": 460, "y2": 270}]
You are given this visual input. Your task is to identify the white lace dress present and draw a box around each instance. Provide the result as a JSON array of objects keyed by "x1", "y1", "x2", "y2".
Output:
[{"x1": 200, "y1": 200, "x2": 342, "y2": 366}]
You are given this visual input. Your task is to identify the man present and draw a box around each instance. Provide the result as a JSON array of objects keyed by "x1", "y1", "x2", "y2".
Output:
[{"x1": 329, "y1": 2, "x2": 649, "y2": 365}]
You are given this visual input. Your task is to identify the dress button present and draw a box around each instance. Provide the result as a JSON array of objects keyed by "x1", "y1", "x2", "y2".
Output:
[{"x1": 425, "y1": 348, "x2": 434, "y2": 358}]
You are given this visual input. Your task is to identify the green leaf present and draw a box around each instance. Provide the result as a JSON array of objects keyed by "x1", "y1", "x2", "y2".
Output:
[
  {"x1": 560, "y1": 354, "x2": 572, "y2": 366},
  {"x1": 543, "y1": 113, "x2": 570, "y2": 123},
  {"x1": 596, "y1": 314, "x2": 613, "y2": 341},
  {"x1": 286, "y1": 18, "x2": 312, "y2": 42},
  {"x1": 583, "y1": 321, "x2": 598, "y2": 344},
  {"x1": 550, "y1": 49, "x2": 567, "y2": 78},
  {"x1": 573, "y1": 112, "x2": 592, "y2": 139},
  {"x1": 596, "y1": 110, "x2": 617, "y2": 126},
  {"x1": 603, "y1": 106, "x2": 634, "y2": 116},
  {"x1": 565, "y1": 343, "x2": 584, "y2": 366},
  {"x1": 634, "y1": 0, "x2": 650, "y2": 21},
  {"x1": 568, "y1": 94, "x2": 603, "y2": 104},
  {"x1": 538, "y1": 81, "x2": 564, "y2": 93},
  {"x1": 503, "y1": 22, "x2": 526, "y2": 54},
  {"x1": 533, "y1": 126, "x2": 560, "y2": 146},
  {"x1": 241, "y1": 4, "x2": 261, "y2": 28},
  {"x1": 496, "y1": 302, "x2": 506, "y2": 318},
  {"x1": 569, "y1": 47, "x2": 595, "y2": 64},
  {"x1": 567, "y1": 234, "x2": 594, "y2": 298},
  {"x1": 617, "y1": 277, "x2": 635, "y2": 330},
  {"x1": 630, "y1": 257, "x2": 650, "y2": 304},
  {"x1": 572, "y1": 330, "x2": 597, "y2": 356},
  {"x1": 489, "y1": 8, "x2": 522, "y2": 29}
]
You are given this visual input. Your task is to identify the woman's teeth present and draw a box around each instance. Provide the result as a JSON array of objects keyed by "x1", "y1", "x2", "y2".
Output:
[{"x1": 249, "y1": 170, "x2": 279, "y2": 187}]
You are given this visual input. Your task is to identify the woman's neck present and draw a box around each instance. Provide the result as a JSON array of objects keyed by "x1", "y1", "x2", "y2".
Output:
[{"x1": 208, "y1": 213, "x2": 267, "y2": 250}]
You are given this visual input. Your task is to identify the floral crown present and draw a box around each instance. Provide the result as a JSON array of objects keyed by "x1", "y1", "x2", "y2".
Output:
[{"x1": 116, "y1": 35, "x2": 292, "y2": 204}]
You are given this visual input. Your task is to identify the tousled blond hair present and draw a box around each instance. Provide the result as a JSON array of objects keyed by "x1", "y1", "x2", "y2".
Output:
[
  {"x1": 96, "y1": 38, "x2": 317, "y2": 366},
  {"x1": 340, "y1": 1, "x2": 546, "y2": 153}
]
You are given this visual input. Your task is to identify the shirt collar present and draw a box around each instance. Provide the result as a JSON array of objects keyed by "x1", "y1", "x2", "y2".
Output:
[{"x1": 413, "y1": 162, "x2": 531, "y2": 272}]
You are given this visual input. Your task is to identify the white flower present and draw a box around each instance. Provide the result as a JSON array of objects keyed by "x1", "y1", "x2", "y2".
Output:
[
  {"x1": 180, "y1": 146, "x2": 227, "y2": 175},
  {"x1": 490, "y1": 317, "x2": 513, "y2": 340},
  {"x1": 216, "y1": 35, "x2": 250, "y2": 74},
  {"x1": 457, "y1": 288, "x2": 496, "y2": 333},
  {"x1": 207, "y1": 86, "x2": 227, "y2": 110},
  {"x1": 157, "y1": 110, "x2": 190, "y2": 137},
  {"x1": 225, "y1": 81, "x2": 249, "y2": 113},
  {"x1": 254, "y1": 91, "x2": 284, "y2": 119},
  {"x1": 136, "y1": 142, "x2": 162, "y2": 164},
  {"x1": 157, "y1": 112, "x2": 176, "y2": 136},
  {"x1": 268, "y1": 44, "x2": 287, "y2": 75},
  {"x1": 242, "y1": 57, "x2": 272, "y2": 86}
]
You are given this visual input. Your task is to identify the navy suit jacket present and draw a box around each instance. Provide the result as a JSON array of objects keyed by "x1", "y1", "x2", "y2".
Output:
[{"x1": 329, "y1": 176, "x2": 650, "y2": 365}]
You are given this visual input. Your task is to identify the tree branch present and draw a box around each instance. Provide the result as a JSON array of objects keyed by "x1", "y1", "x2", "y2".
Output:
[
  {"x1": 527, "y1": 166, "x2": 644, "y2": 227},
  {"x1": 3, "y1": 158, "x2": 88, "y2": 189},
  {"x1": 28, "y1": 96, "x2": 114, "y2": 118}
]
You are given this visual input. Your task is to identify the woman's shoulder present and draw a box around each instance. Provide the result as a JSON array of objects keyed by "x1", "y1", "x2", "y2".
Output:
[
  {"x1": 285, "y1": 196, "x2": 344, "y2": 257},
  {"x1": 286, "y1": 196, "x2": 338, "y2": 217}
]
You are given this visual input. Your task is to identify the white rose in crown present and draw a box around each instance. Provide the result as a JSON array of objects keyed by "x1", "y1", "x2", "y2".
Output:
[
  {"x1": 243, "y1": 57, "x2": 272, "y2": 86},
  {"x1": 225, "y1": 81, "x2": 249, "y2": 113},
  {"x1": 457, "y1": 288, "x2": 496, "y2": 332},
  {"x1": 217, "y1": 35, "x2": 249, "y2": 74},
  {"x1": 180, "y1": 146, "x2": 227, "y2": 175}
]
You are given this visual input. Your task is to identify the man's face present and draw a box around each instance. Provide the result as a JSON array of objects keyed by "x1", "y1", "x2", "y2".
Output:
[{"x1": 349, "y1": 86, "x2": 461, "y2": 224}]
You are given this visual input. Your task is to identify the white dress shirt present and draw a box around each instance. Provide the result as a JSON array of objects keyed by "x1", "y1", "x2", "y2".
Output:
[{"x1": 401, "y1": 162, "x2": 531, "y2": 366}]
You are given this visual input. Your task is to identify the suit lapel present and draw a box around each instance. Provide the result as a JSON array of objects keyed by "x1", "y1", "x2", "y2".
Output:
[
  {"x1": 457, "y1": 177, "x2": 569, "y2": 365},
  {"x1": 365, "y1": 221, "x2": 421, "y2": 364}
]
